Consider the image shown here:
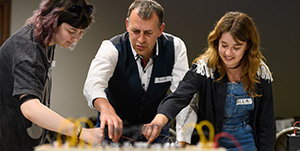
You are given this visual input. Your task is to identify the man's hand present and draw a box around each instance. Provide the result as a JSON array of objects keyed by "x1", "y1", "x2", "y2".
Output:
[
  {"x1": 99, "y1": 110, "x2": 123, "y2": 142},
  {"x1": 94, "y1": 98, "x2": 123, "y2": 142},
  {"x1": 178, "y1": 141, "x2": 190, "y2": 147}
]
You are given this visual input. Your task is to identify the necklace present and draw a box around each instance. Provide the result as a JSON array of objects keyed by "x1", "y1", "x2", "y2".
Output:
[
  {"x1": 226, "y1": 67, "x2": 242, "y2": 83},
  {"x1": 46, "y1": 46, "x2": 53, "y2": 63},
  {"x1": 228, "y1": 61, "x2": 242, "y2": 69}
]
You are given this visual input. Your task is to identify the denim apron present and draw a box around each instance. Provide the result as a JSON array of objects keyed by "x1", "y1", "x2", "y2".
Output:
[{"x1": 219, "y1": 82, "x2": 257, "y2": 151}]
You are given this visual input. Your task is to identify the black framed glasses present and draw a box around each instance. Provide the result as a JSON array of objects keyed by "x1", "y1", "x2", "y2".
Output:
[{"x1": 67, "y1": 4, "x2": 93, "y2": 18}]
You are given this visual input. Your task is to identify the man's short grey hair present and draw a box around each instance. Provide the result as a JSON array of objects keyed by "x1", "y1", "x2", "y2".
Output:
[{"x1": 127, "y1": 0, "x2": 164, "y2": 27}]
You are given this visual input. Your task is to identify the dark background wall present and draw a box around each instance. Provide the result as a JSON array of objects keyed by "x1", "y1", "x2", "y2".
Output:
[{"x1": 10, "y1": 0, "x2": 300, "y2": 119}]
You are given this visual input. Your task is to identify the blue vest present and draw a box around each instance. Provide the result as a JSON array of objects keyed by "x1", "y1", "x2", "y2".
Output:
[{"x1": 105, "y1": 32, "x2": 175, "y2": 126}]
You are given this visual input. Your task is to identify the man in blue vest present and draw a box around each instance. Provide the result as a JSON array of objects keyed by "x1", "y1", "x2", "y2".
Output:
[{"x1": 84, "y1": 0, "x2": 189, "y2": 143}]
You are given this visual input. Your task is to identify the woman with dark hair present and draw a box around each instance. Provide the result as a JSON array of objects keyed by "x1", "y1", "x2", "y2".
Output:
[
  {"x1": 142, "y1": 11, "x2": 276, "y2": 150},
  {"x1": 0, "y1": 0, "x2": 103, "y2": 150}
]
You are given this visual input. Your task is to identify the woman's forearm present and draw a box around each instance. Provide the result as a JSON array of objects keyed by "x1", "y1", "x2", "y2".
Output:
[{"x1": 20, "y1": 99, "x2": 77, "y2": 136}]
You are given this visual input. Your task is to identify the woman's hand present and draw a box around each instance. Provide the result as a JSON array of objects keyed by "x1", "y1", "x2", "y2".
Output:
[
  {"x1": 142, "y1": 114, "x2": 169, "y2": 143},
  {"x1": 80, "y1": 127, "x2": 105, "y2": 145}
]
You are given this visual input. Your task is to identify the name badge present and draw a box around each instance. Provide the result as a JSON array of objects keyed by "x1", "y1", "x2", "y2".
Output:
[
  {"x1": 236, "y1": 98, "x2": 253, "y2": 105},
  {"x1": 155, "y1": 76, "x2": 172, "y2": 84},
  {"x1": 51, "y1": 60, "x2": 56, "y2": 67}
]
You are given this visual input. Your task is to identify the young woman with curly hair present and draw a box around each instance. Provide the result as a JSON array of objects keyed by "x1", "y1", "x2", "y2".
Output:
[{"x1": 142, "y1": 11, "x2": 276, "y2": 151}]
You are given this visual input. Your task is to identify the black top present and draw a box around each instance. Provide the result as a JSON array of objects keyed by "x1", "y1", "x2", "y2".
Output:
[
  {"x1": 158, "y1": 60, "x2": 276, "y2": 151},
  {"x1": 0, "y1": 25, "x2": 55, "y2": 151}
]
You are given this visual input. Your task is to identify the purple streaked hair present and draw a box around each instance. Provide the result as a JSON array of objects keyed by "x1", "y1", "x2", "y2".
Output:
[{"x1": 26, "y1": 0, "x2": 94, "y2": 47}]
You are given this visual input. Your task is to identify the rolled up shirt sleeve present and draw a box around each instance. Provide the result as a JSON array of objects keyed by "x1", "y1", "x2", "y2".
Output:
[
  {"x1": 170, "y1": 36, "x2": 189, "y2": 92},
  {"x1": 175, "y1": 94, "x2": 198, "y2": 144},
  {"x1": 83, "y1": 40, "x2": 118, "y2": 109}
]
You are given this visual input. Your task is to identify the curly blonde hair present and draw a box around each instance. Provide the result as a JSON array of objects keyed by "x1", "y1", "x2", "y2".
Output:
[{"x1": 194, "y1": 11, "x2": 264, "y2": 97}]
